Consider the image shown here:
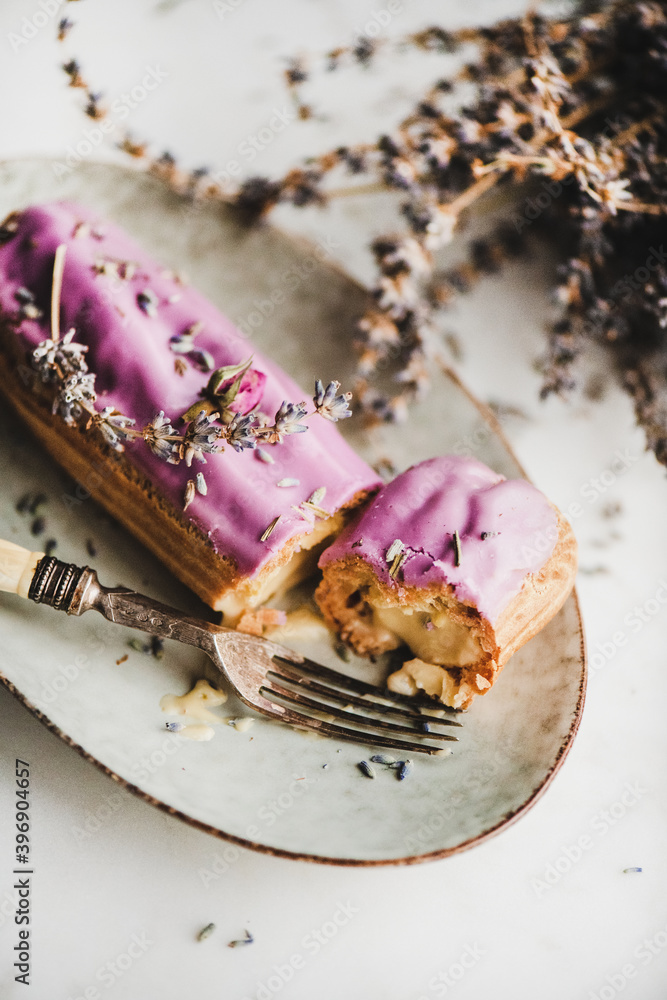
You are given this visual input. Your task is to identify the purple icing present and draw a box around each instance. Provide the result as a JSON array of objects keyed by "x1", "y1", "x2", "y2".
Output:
[
  {"x1": 319, "y1": 455, "x2": 559, "y2": 624},
  {"x1": 0, "y1": 202, "x2": 380, "y2": 577}
]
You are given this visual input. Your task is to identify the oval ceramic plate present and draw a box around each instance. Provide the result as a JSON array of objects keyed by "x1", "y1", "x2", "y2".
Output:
[{"x1": 0, "y1": 159, "x2": 586, "y2": 865}]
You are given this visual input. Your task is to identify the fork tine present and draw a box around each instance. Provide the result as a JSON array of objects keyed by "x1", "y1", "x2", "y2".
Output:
[
  {"x1": 259, "y1": 696, "x2": 453, "y2": 756},
  {"x1": 295, "y1": 721, "x2": 448, "y2": 755},
  {"x1": 268, "y1": 662, "x2": 462, "y2": 727},
  {"x1": 270, "y1": 652, "x2": 462, "y2": 718},
  {"x1": 261, "y1": 681, "x2": 459, "y2": 743}
]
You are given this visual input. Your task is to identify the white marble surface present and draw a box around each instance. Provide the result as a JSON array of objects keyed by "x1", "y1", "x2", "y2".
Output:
[{"x1": 0, "y1": 2, "x2": 666, "y2": 999}]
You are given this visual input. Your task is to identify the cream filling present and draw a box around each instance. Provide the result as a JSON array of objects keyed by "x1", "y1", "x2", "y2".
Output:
[
  {"x1": 160, "y1": 678, "x2": 227, "y2": 723},
  {"x1": 371, "y1": 601, "x2": 485, "y2": 710},
  {"x1": 371, "y1": 603, "x2": 482, "y2": 667},
  {"x1": 387, "y1": 658, "x2": 483, "y2": 710},
  {"x1": 179, "y1": 724, "x2": 216, "y2": 741},
  {"x1": 264, "y1": 607, "x2": 332, "y2": 644},
  {"x1": 216, "y1": 513, "x2": 345, "y2": 622}
]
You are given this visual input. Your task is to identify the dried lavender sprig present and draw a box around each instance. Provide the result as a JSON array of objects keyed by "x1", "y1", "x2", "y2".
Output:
[
  {"x1": 26, "y1": 274, "x2": 355, "y2": 489},
  {"x1": 313, "y1": 379, "x2": 353, "y2": 421}
]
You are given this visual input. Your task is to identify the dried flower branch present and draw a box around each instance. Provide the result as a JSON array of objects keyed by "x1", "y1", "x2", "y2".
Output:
[{"x1": 57, "y1": 3, "x2": 667, "y2": 465}]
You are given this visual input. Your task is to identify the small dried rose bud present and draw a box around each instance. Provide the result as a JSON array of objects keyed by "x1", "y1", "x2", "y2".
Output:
[{"x1": 226, "y1": 368, "x2": 267, "y2": 415}]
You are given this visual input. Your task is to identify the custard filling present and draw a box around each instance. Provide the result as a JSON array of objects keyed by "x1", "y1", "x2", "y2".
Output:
[
  {"x1": 216, "y1": 512, "x2": 346, "y2": 621},
  {"x1": 386, "y1": 657, "x2": 481, "y2": 710},
  {"x1": 368, "y1": 595, "x2": 484, "y2": 709},
  {"x1": 371, "y1": 603, "x2": 482, "y2": 666}
]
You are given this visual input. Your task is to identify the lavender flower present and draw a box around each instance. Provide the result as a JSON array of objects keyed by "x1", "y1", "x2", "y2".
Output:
[
  {"x1": 95, "y1": 407, "x2": 136, "y2": 452},
  {"x1": 53, "y1": 372, "x2": 97, "y2": 425},
  {"x1": 183, "y1": 409, "x2": 222, "y2": 466},
  {"x1": 32, "y1": 340, "x2": 63, "y2": 382},
  {"x1": 313, "y1": 380, "x2": 353, "y2": 422},
  {"x1": 143, "y1": 411, "x2": 180, "y2": 464},
  {"x1": 272, "y1": 400, "x2": 308, "y2": 440},
  {"x1": 227, "y1": 413, "x2": 257, "y2": 453},
  {"x1": 32, "y1": 328, "x2": 89, "y2": 382}
]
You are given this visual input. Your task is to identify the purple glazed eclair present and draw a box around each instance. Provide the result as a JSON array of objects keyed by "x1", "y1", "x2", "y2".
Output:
[
  {"x1": 0, "y1": 202, "x2": 380, "y2": 618},
  {"x1": 316, "y1": 455, "x2": 577, "y2": 708}
]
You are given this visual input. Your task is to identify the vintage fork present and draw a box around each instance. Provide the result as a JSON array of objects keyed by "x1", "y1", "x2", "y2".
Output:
[{"x1": 0, "y1": 540, "x2": 461, "y2": 755}]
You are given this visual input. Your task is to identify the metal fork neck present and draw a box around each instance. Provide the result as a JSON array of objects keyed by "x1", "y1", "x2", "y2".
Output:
[
  {"x1": 28, "y1": 556, "x2": 89, "y2": 612},
  {"x1": 28, "y1": 555, "x2": 223, "y2": 653}
]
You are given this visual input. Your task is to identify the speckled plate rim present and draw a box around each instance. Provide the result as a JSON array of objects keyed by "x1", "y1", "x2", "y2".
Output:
[{"x1": 0, "y1": 157, "x2": 587, "y2": 866}]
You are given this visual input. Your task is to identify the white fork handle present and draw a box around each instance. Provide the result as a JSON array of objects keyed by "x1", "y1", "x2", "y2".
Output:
[
  {"x1": 0, "y1": 536, "x2": 219, "y2": 652},
  {"x1": 0, "y1": 539, "x2": 45, "y2": 599}
]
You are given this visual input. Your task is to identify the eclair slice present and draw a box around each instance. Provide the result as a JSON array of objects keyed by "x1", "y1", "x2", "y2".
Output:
[
  {"x1": 0, "y1": 202, "x2": 380, "y2": 618},
  {"x1": 316, "y1": 455, "x2": 577, "y2": 709}
]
